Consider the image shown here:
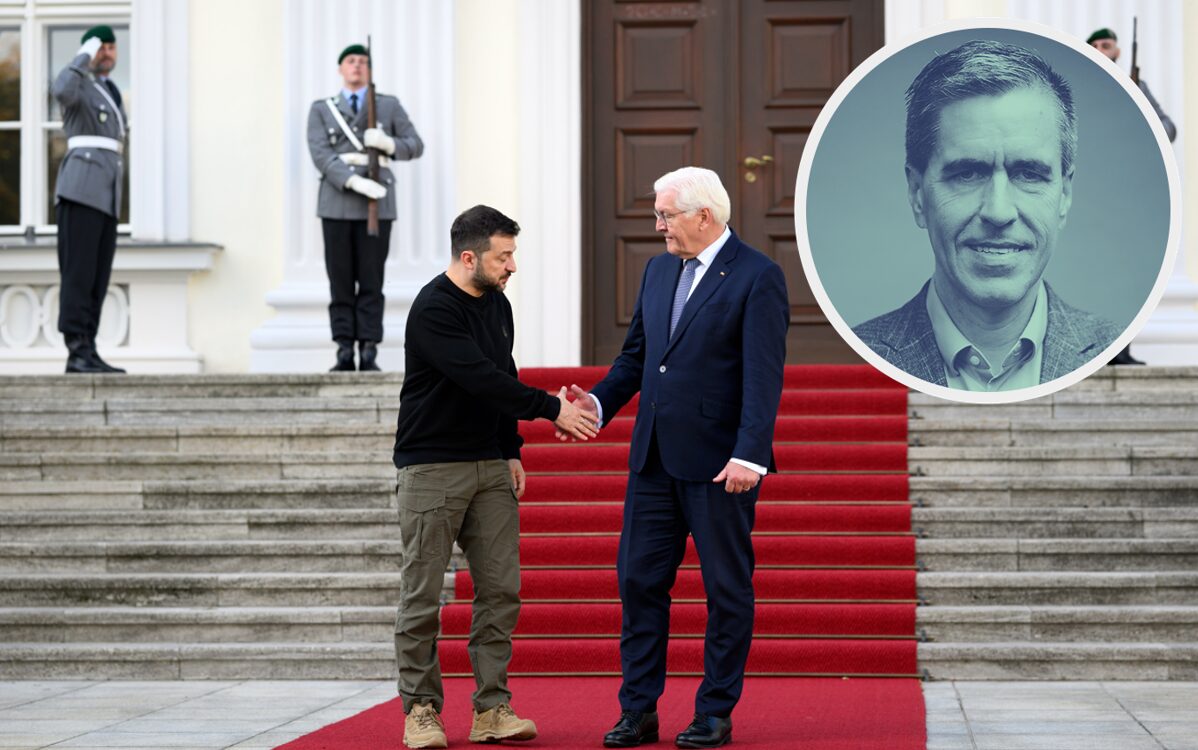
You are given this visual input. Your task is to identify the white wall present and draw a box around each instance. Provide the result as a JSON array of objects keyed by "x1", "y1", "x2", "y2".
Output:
[{"x1": 187, "y1": 0, "x2": 286, "y2": 373}]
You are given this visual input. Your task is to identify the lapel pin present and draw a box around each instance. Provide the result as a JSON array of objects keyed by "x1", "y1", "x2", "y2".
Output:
[{"x1": 719, "y1": 271, "x2": 726, "y2": 276}]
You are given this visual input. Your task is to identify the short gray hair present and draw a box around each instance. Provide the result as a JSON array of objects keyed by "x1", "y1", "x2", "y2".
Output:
[{"x1": 653, "y1": 166, "x2": 731, "y2": 224}]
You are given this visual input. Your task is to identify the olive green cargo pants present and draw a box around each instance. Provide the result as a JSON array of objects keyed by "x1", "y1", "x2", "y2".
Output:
[{"x1": 394, "y1": 459, "x2": 521, "y2": 713}]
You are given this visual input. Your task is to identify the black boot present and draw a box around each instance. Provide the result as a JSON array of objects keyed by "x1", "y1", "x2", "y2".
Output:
[
  {"x1": 330, "y1": 340, "x2": 356, "y2": 371},
  {"x1": 64, "y1": 334, "x2": 105, "y2": 374},
  {"x1": 1109, "y1": 345, "x2": 1145, "y2": 366},
  {"x1": 358, "y1": 341, "x2": 381, "y2": 371},
  {"x1": 86, "y1": 336, "x2": 126, "y2": 373}
]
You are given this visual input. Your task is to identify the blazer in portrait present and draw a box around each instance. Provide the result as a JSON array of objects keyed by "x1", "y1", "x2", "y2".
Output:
[
  {"x1": 852, "y1": 280, "x2": 1121, "y2": 387},
  {"x1": 590, "y1": 229, "x2": 790, "y2": 482}
]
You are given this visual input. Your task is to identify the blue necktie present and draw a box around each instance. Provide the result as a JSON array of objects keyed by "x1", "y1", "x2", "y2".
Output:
[
  {"x1": 350, "y1": 93, "x2": 359, "y2": 114},
  {"x1": 669, "y1": 258, "x2": 700, "y2": 339}
]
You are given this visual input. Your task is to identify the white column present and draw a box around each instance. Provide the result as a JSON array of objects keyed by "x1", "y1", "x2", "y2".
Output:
[
  {"x1": 249, "y1": 0, "x2": 456, "y2": 372},
  {"x1": 130, "y1": 0, "x2": 191, "y2": 241},
  {"x1": 508, "y1": 0, "x2": 582, "y2": 367},
  {"x1": 886, "y1": 0, "x2": 947, "y2": 44},
  {"x1": 1006, "y1": 0, "x2": 1198, "y2": 364}
]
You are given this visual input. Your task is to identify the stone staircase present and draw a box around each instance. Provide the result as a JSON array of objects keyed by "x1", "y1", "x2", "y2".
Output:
[
  {"x1": 910, "y1": 367, "x2": 1198, "y2": 680},
  {"x1": 0, "y1": 369, "x2": 1196, "y2": 679}
]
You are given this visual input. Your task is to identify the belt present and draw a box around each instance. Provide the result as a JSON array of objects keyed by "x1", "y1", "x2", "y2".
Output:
[
  {"x1": 67, "y1": 136, "x2": 123, "y2": 154},
  {"x1": 338, "y1": 152, "x2": 391, "y2": 168}
]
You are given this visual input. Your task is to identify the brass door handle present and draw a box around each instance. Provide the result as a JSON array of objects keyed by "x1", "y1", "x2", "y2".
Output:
[{"x1": 743, "y1": 155, "x2": 775, "y2": 169}]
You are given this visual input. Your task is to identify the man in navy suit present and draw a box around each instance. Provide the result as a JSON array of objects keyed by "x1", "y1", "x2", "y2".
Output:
[{"x1": 571, "y1": 167, "x2": 789, "y2": 748}]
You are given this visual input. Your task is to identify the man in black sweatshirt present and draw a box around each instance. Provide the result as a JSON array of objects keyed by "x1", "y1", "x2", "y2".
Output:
[{"x1": 392, "y1": 205, "x2": 598, "y2": 749}]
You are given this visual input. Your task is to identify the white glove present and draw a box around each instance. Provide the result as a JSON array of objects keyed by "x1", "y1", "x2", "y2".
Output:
[
  {"x1": 78, "y1": 36, "x2": 102, "y2": 59},
  {"x1": 345, "y1": 174, "x2": 387, "y2": 200},
  {"x1": 364, "y1": 128, "x2": 396, "y2": 156}
]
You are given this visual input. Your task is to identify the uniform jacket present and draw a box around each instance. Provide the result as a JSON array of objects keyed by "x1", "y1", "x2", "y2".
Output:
[
  {"x1": 51, "y1": 53, "x2": 127, "y2": 218},
  {"x1": 590, "y1": 230, "x2": 790, "y2": 482},
  {"x1": 852, "y1": 280, "x2": 1122, "y2": 386},
  {"x1": 306, "y1": 92, "x2": 423, "y2": 220}
]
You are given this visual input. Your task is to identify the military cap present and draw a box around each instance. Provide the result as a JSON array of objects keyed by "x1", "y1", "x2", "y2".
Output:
[
  {"x1": 81, "y1": 25, "x2": 116, "y2": 44},
  {"x1": 338, "y1": 44, "x2": 369, "y2": 64},
  {"x1": 1086, "y1": 27, "x2": 1117, "y2": 45}
]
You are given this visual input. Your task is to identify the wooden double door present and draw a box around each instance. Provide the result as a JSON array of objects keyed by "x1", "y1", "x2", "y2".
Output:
[{"x1": 583, "y1": 0, "x2": 884, "y2": 364}]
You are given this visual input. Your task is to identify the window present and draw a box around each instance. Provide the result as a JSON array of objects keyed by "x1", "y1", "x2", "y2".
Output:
[{"x1": 0, "y1": 3, "x2": 131, "y2": 235}]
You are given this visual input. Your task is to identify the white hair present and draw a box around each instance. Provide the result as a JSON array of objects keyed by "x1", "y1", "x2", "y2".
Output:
[{"x1": 653, "y1": 166, "x2": 731, "y2": 224}]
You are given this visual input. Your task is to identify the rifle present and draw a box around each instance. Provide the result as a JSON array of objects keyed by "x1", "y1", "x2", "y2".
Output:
[
  {"x1": 1130, "y1": 16, "x2": 1140, "y2": 85},
  {"x1": 365, "y1": 34, "x2": 380, "y2": 237}
]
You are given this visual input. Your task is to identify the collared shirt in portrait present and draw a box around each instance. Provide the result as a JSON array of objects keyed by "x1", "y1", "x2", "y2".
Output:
[
  {"x1": 341, "y1": 86, "x2": 368, "y2": 112},
  {"x1": 925, "y1": 280, "x2": 1047, "y2": 392}
]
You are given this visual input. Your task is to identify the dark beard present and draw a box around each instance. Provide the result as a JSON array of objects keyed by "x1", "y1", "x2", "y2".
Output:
[{"x1": 472, "y1": 265, "x2": 505, "y2": 293}]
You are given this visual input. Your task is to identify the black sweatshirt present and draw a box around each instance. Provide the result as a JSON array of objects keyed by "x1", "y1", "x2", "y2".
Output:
[{"x1": 392, "y1": 273, "x2": 561, "y2": 469}]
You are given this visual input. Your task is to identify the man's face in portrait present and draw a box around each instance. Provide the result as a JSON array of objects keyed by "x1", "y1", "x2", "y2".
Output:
[{"x1": 905, "y1": 85, "x2": 1074, "y2": 315}]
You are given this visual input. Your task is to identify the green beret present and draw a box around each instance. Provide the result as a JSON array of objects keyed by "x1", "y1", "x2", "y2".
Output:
[
  {"x1": 1086, "y1": 27, "x2": 1117, "y2": 44},
  {"x1": 81, "y1": 25, "x2": 116, "y2": 44},
  {"x1": 338, "y1": 44, "x2": 369, "y2": 64}
]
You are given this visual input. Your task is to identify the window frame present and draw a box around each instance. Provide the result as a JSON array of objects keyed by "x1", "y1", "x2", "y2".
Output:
[{"x1": 0, "y1": 2, "x2": 131, "y2": 236}]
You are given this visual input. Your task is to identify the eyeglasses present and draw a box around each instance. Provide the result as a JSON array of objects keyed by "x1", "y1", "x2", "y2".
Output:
[{"x1": 653, "y1": 209, "x2": 690, "y2": 224}]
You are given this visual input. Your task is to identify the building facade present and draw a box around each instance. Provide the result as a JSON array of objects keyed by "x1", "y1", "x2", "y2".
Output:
[{"x1": 0, "y1": 0, "x2": 1194, "y2": 373}]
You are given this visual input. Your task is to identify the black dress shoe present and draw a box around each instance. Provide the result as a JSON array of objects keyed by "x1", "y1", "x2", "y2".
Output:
[
  {"x1": 64, "y1": 335, "x2": 105, "y2": 374},
  {"x1": 330, "y1": 341, "x2": 355, "y2": 372},
  {"x1": 86, "y1": 338, "x2": 126, "y2": 373},
  {"x1": 674, "y1": 713, "x2": 731, "y2": 749},
  {"x1": 358, "y1": 341, "x2": 381, "y2": 371},
  {"x1": 603, "y1": 710, "x2": 659, "y2": 748},
  {"x1": 1109, "y1": 345, "x2": 1145, "y2": 366}
]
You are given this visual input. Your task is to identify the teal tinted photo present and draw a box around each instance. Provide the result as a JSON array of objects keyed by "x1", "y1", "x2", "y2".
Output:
[{"x1": 804, "y1": 27, "x2": 1172, "y2": 395}]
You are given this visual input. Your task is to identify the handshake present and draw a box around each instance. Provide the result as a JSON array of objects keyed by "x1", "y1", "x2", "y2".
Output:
[{"x1": 553, "y1": 384, "x2": 600, "y2": 442}]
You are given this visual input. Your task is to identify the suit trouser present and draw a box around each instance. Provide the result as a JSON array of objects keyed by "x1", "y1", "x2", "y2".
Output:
[
  {"x1": 322, "y1": 218, "x2": 391, "y2": 343},
  {"x1": 394, "y1": 459, "x2": 521, "y2": 714},
  {"x1": 56, "y1": 199, "x2": 118, "y2": 337},
  {"x1": 617, "y1": 433, "x2": 758, "y2": 717}
]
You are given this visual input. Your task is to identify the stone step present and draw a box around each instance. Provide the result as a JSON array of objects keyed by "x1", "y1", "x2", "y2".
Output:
[
  {"x1": 0, "y1": 398, "x2": 392, "y2": 427},
  {"x1": 0, "y1": 638, "x2": 1192, "y2": 680},
  {"x1": 910, "y1": 476, "x2": 1198, "y2": 508},
  {"x1": 909, "y1": 446, "x2": 1198, "y2": 478},
  {"x1": 910, "y1": 419, "x2": 1198, "y2": 448},
  {"x1": 10, "y1": 605, "x2": 1191, "y2": 648},
  {"x1": 0, "y1": 508, "x2": 401, "y2": 541},
  {"x1": 917, "y1": 539, "x2": 1198, "y2": 571},
  {"x1": 0, "y1": 541, "x2": 412, "y2": 574},
  {"x1": 0, "y1": 480, "x2": 396, "y2": 512},
  {"x1": 0, "y1": 573, "x2": 448, "y2": 608},
  {"x1": 2, "y1": 537, "x2": 1192, "y2": 574},
  {"x1": 0, "y1": 373, "x2": 405, "y2": 400},
  {"x1": 0, "y1": 425, "x2": 396, "y2": 454},
  {"x1": 912, "y1": 508, "x2": 1198, "y2": 539},
  {"x1": 0, "y1": 642, "x2": 401, "y2": 680},
  {"x1": 918, "y1": 572, "x2": 1198, "y2": 606},
  {"x1": 918, "y1": 641, "x2": 1198, "y2": 680},
  {"x1": 0, "y1": 451, "x2": 400, "y2": 482},
  {"x1": 0, "y1": 606, "x2": 396, "y2": 645},
  {"x1": 910, "y1": 389, "x2": 1198, "y2": 421},
  {"x1": 917, "y1": 605, "x2": 1198, "y2": 643}
]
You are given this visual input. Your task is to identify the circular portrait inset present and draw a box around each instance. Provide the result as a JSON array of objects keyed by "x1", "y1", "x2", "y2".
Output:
[{"x1": 795, "y1": 20, "x2": 1179, "y2": 403}]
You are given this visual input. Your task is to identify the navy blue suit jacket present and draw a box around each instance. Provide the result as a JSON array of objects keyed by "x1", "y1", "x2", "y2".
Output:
[{"x1": 591, "y1": 230, "x2": 790, "y2": 483}]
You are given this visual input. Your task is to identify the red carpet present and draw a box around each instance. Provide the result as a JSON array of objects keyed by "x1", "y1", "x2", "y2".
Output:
[
  {"x1": 278, "y1": 366, "x2": 924, "y2": 749},
  {"x1": 440, "y1": 365, "x2": 917, "y2": 677},
  {"x1": 276, "y1": 676, "x2": 926, "y2": 749}
]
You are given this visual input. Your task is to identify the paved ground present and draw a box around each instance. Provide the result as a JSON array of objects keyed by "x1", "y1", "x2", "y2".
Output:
[{"x1": 0, "y1": 680, "x2": 1194, "y2": 749}]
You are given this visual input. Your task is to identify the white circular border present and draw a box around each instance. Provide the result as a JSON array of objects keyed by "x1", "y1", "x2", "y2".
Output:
[{"x1": 794, "y1": 17, "x2": 1182, "y2": 404}]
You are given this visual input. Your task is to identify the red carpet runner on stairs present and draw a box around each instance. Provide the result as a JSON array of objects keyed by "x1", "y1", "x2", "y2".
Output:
[{"x1": 279, "y1": 365, "x2": 926, "y2": 749}]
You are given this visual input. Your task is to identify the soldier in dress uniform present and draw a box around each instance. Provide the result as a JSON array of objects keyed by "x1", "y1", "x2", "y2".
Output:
[
  {"x1": 1088, "y1": 26, "x2": 1177, "y2": 366},
  {"x1": 51, "y1": 25, "x2": 127, "y2": 373},
  {"x1": 307, "y1": 44, "x2": 424, "y2": 371}
]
